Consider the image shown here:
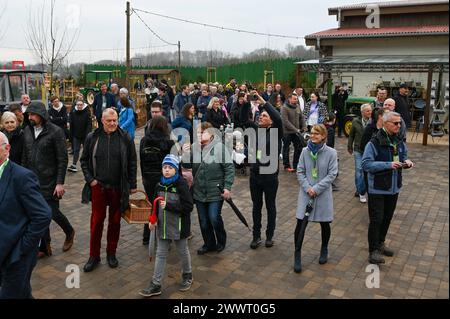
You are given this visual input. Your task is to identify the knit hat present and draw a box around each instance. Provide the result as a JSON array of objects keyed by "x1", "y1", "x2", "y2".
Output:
[{"x1": 162, "y1": 154, "x2": 180, "y2": 171}]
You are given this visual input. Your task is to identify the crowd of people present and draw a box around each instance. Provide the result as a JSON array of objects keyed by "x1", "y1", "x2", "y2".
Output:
[{"x1": 0, "y1": 78, "x2": 415, "y2": 298}]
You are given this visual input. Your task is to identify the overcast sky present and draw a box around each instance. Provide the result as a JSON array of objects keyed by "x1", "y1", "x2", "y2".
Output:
[{"x1": 1, "y1": 0, "x2": 379, "y2": 65}]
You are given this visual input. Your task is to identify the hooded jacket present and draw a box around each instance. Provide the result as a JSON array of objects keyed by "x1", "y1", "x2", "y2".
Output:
[{"x1": 22, "y1": 101, "x2": 68, "y2": 200}]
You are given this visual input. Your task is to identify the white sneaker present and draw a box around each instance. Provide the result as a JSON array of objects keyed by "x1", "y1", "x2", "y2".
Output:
[{"x1": 359, "y1": 194, "x2": 367, "y2": 203}]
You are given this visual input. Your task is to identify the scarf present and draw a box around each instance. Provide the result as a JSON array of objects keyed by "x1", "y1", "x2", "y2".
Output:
[
  {"x1": 307, "y1": 140, "x2": 324, "y2": 155},
  {"x1": 160, "y1": 173, "x2": 180, "y2": 186}
]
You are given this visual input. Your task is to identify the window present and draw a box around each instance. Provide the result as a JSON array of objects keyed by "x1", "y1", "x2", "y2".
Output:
[
  {"x1": 27, "y1": 73, "x2": 44, "y2": 101},
  {"x1": 0, "y1": 75, "x2": 6, "y2": 103},
  {"x1": 8, "y1": 74, "x2": 24, "y2": 101}
]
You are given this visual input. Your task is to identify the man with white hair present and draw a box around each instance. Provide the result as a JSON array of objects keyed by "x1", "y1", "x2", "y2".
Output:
[
  {"x1": 0, "y1": 131, "x2": 51, "y2": 298},
  {"x1": 383, "y1": 98, "x2": 406, "y2": 141},
  {"x1": 110, "y1": 83, "x2": 120, "y2": 105},
  {"x1": 362, "y1": 111, "x2": 414, "y2": 264},
  {"x1": 348, "y1": 103, "x2": 372, "y2": 203},
  {"x1": 80, "y1": 108, "x2": 137, "y2": 272}
]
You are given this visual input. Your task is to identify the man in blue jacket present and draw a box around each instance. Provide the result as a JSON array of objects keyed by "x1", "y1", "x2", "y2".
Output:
[
  {"x1": 93, "y1": 83, "x2": 116, "y2": 129},
  {"x1": 0, "y1": 132, "x2": 52, "y2": 299},
  {"x1": 362, "y1": 111, "x2": 414, "y2": 264}
]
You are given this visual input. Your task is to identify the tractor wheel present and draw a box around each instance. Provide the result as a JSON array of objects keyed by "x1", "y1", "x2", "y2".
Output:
[
  {"x1": 86, "y1": 90, "x2": 95, "y2": 105},
  {"x1": 344, "y1": 119, "x2": 353, "y2": 137}
]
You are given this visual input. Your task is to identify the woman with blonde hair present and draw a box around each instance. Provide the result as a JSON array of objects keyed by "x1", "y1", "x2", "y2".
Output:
[
  {"x1": 294, "y1": 124, "x2": 338, "y2": 273},
  {"x1": 1, "y1": 111, "x2": 24, "y2": 164},
  {"x1": 205, "y1": 97, "x2": 228, "y2": 129}
]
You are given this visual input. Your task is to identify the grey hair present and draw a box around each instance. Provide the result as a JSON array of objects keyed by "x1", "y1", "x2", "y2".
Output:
[
  {"x1": 383, "y1": 98, "x2": 396, "y2": 108},
  {"x1": 0, "y1": 131, "x2": 9, "y2": 146},
  {"x1": 102, "y1": 108, "x2": 118, "y2": 118},
  {"x1": 207, "y1": 97, "x2": 220, "y2": 109},
  {"x1": 1, "y1": 111, "x2": 18, "y2": 126},
  {"x1": 382, "y1": 111, "x2": 401, "y2": 123},
  {"x1": 119, "y1": 87, "x2": 129, "y2": 95},
  {"x1": 360, "y1": 103, "x2": 373, "y2": 113},
  {"x1": 111, "y1": 83, "x2": 119, "y2": 88}
]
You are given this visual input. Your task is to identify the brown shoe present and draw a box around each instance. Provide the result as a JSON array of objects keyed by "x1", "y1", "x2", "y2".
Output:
[
  {"x1": 63, "y1": 230, "x2": 75, "y2": 252},
  {"x1": 46, "y1": 243, "x2": 53, "y2": 256}
]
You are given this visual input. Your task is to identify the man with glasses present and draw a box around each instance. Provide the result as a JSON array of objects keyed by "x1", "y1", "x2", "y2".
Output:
[{"x1": 362, "y1": 111, "x2": 414, "y2": 264}]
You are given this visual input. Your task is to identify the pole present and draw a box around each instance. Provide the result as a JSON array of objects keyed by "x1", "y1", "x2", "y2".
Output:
[
  {"x1": 126, "y1": 1, "x2": 131, "y2": 88},
  {"x1": 423, "y1": 66, "x2": 433, "y2": 146},
  {"x1": 177, "y1": 41, "x2": 181, "y2": 70}
]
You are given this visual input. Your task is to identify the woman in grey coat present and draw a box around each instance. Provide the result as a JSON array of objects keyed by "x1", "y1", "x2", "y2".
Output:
[{"x1": 294, "y1": 124, "x2": 338, "y2": 273}]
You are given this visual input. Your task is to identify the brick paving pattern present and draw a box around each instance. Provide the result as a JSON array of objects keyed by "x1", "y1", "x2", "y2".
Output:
[{"x1": 31, "y1": 128, "x2": 449, "y2": 299}]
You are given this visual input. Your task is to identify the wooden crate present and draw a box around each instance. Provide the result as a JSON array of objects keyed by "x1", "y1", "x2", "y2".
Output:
[{"x1": 122, "y1": 190, "x2": 152, "y2": 224}]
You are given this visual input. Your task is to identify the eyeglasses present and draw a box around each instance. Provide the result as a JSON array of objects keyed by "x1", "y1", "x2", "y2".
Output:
[{"x1": 388, "y1": 121, "x2": 402, "y2": 126}]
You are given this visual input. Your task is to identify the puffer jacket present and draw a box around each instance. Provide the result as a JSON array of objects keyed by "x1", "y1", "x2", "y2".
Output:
[
  {"x1": 153, "y1": 177, "x2": 193, "y2": 240},
  {"x1": 22, "y1": 103, "x2": 68, "y2": 200},
  {"x1": 192, "y1": 137, "x2": 234, "y2": 202},
  {"x1": 80, "y1": 127, "x2": 137, "y2": 213}
]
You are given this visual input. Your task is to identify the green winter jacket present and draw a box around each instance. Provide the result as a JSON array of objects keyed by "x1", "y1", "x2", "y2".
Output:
[{"x1": 192, "y1": 137, "x2": 234, "y2": 202}]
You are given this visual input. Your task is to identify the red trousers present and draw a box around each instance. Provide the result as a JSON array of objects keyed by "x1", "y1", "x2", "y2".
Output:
[{"x1": 90, "y1": 184, "x2": 121, "y2": 258}]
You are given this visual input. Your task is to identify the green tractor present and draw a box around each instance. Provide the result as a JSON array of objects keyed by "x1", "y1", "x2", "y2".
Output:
[
  {"x1": 79, "y1": 70, "x2": 119, "y2": 105},
  {"x1": 343, "y1": 96, "x2": 376, "y2": 137}
]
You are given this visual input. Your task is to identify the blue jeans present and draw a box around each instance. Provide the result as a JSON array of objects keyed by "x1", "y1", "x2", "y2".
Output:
[
  {"x1": 354, "y1": 151, "x2": 366, "y2": 195},
  {"x1": 196, "y1": 201, "x2": 226, "y2": 250}
]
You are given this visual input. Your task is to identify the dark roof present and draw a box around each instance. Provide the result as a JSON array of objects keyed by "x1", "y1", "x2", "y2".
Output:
[
  {"x1": 305, "y1": 25, "x2": 449, "y2": 39},
  {"x1": 295, "y1": 55, "x2": 449, "y2": 72},
  {"x1": 0, "y1": 69, "x2": 45, "y2": 74}
]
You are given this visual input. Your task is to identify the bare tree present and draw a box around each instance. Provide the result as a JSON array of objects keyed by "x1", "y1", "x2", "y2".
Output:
[{"x1": 25, "y1": 0, "x2": 79, "y2": 93}]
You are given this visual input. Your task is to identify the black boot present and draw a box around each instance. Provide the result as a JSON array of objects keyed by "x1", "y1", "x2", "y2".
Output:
[
  {"x1": 294, "y1": 250, "x2": 302, "y2": 273},
  {"x1": 319, "y1": 246, "x2": 328, "y2": 265}
]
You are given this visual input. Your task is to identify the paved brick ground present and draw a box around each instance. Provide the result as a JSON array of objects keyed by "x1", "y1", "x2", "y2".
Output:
[{"x1": 31, "y1": 128, "x2": 449, "y2": 299}]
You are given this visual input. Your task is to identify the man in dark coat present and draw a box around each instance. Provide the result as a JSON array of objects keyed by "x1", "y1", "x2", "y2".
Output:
[
  {"x1": 0, "y1": 132, "x2": 51, "y2": 299},
  {"x1": 93, "y1": 83, "x2": 116, "y2": 129},
  {"x1": 393, "y1": 83, "x2": 412, "y2": 128},
  {"x1": 239, "y1": 92, "x2": 284, "y2": 249},
  {"x1": 22, "y1": 101, "x2": 75, "y2": 257},
  {"x1": 68, "y1": 101, "x2": 92, "y2": 172},
  {"x1": 80, "y1": 108, "x2": 137, "y2": 272}
]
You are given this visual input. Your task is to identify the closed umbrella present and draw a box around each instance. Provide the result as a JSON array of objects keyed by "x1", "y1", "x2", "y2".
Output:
[
  {"x1": 217, "y1": 184, "x2": 251, "y2": 231},
  {"x1": 148, "y1": 196, "x2": 164, "y2": 262}
]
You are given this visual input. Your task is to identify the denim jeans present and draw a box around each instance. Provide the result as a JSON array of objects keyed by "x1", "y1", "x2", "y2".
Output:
[
  {"x1": 195, "y1": 201, "x2": 226, "y2": 250},
  {"x1": 152, "y1": 238, "x2": 191, "y2": 286},
  {"x1": 354, "y1": 151, "x2": 366, "y2": 195},
  {"x1": 250, "y1": 175, "x2": 278, "y2": 240},
  {"x1": 72, "y1": 137, "x2": 83, "y2": 166}
]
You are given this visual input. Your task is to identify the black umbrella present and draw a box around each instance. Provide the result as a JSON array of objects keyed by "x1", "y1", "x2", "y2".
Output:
[
  {"x1": 295, "y1": 197, "x2": 315, "y2": 251},
  {"x1": 217, "y1": 184, "x2": 251, "y2": 231}
]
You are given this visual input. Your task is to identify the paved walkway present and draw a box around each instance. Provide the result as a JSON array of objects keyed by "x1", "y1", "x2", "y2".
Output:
[{"x1": 31, "y1": 128, "x2": 449, "y2": 299}]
